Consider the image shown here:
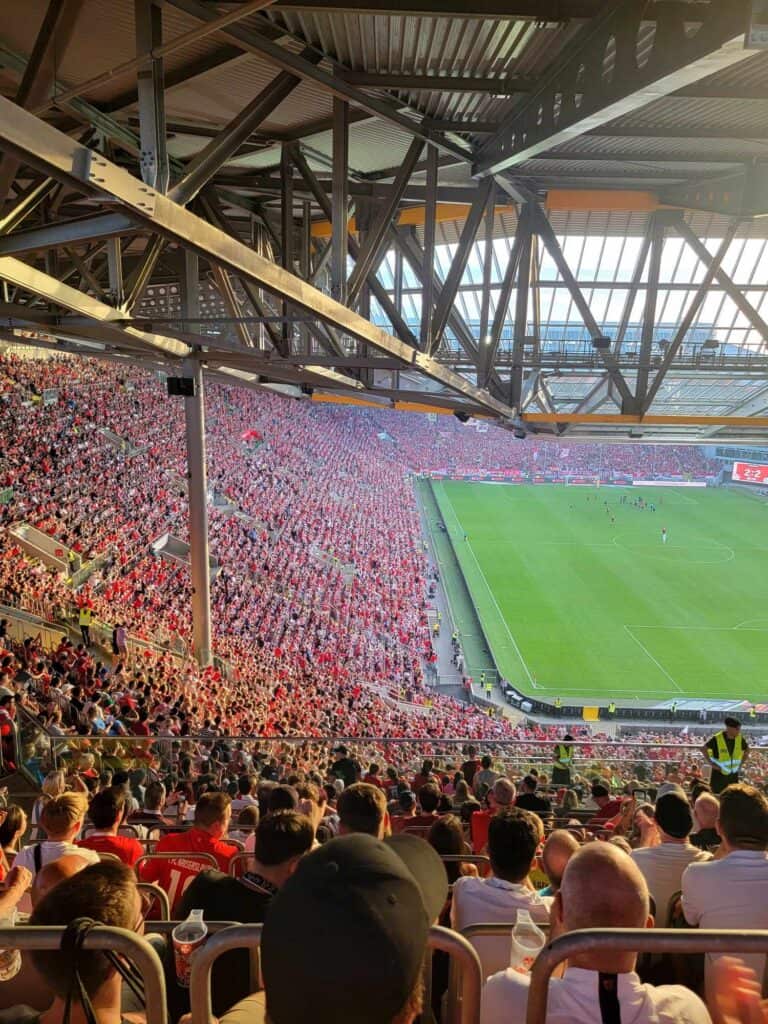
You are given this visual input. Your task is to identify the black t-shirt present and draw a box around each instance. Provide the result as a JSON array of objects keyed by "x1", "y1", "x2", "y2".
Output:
[
  {"x1": 460, "y1": 759, "x2": 479, "y2": 786},
  {"x1": 515, "y1": 792, "x2": 552, "y2": 814},
  {"x1": 331, "y1": 756, "x2": 359, "y2": 788},
  {"x1": 690, "y1": 827, "x2": 720, "y2": 850},
  {"x1": 171, "y1": 870, "x2": 276, "y2": 1016}
]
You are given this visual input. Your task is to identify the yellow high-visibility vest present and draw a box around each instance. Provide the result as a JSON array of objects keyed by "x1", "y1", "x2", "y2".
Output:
[
  {"x1": 555, "y1": 744, "x2": 573, "y2": 768},
  {"x1": 713, "y1": 731, "x2": 744, "y2": 775},
  {"x1": 79, "y1": 606, "x2": 92, "y2": 626}
]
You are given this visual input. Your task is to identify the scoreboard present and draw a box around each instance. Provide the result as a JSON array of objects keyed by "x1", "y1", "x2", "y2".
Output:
[{"x1": 732, "y1": 461, "x2": 768, "y2": 485}]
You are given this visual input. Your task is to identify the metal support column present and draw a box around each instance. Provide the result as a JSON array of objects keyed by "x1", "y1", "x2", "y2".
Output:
[
  {"x1": 479, "y1": 181, "x2": 496, "y2": 348},
  {"x1": 280, "y1": 144, "x2": 294, "y2": 351},
  {"x1": 106, "y1": 237, "x2": 124, "y2": 306},
  {"x1": 422, "y1": 143, "x2": 438, "y2": 352},
  {"x1": 135, "y1": 0, "x2": 169, "y2": 193},
  {"x1": 182, "y1": 250, "x2": 212, "y2": 667},
  {"x1": 511, "y1": 204, "x2": 533, "y2": 409},
  {"x1": 634, "y1": 214, "x2": 664, "y2": 409},
  {"x1": 299, "y1": 199, "x2": 311, "y2": 355},
  {"x1": 331, "y1": 97, "x2": 349, "y2": 304}
]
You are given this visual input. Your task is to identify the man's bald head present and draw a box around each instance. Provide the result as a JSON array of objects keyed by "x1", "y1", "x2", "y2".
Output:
[
  {"x1": 694, "y1": 792, "x2": 719, "y2": 830},
  {"x1": 32, "y1": 854, "x2": 91, "y2": 907},
  {"x1": 541, "y1": 830, "x2": 580, "y2": 891},
  {"x1": 559, "y1": 842, "x2": 650, "y2": 933}
]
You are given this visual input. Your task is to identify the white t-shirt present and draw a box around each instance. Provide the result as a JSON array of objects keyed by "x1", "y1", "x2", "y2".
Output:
[
  {"x1": 15, "y1": 840, "x2": 100, "y2": 877},
  {"x1": 451, "y1": 875, "x2": 552, "y2": 980},
  {"x1": 683, "y1": 849, "x2": 768, "y2": 987},
  {"x1": 631, "y1": 843, "x2": 710, "y2": 925},
  {"x1": 230, "y1": 795, "x2": 259, "y2": 813},
  {"x1": 481, "y1": 966, "x2": 711, "y2": 1024}
]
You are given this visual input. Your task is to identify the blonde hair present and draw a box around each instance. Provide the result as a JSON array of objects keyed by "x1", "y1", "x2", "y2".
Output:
[
  {"x1": 40, "y1": 792, "x2": 88, "y2": 838},
  {"x1": 41, "y1": 770, "x2": 66, "y2": 800}
]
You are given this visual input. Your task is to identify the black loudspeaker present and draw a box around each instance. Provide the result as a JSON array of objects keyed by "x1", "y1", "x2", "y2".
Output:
[{"x1": 167, "y1": 377, "x2": 195, "y2": 397}]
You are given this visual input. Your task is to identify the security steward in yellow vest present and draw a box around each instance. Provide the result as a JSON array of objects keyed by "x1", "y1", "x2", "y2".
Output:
[
  {"x1": 552, "y1": 734, "x2": 574, "y2": 786},
  {"x1": 704, "y1": 716, "x2": 748, "y2": 794},
  {"x1": 79, "y1": 604, "x2": 93, "y2": 647}
]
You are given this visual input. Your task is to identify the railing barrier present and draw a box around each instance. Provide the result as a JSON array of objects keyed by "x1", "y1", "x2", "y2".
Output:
[
  {"x1": 527, "y1": 928, "x2": 768, "y2": 1024},
  {"x1": 0, "y1": 925, "x2": 167, "y2": 1024}
]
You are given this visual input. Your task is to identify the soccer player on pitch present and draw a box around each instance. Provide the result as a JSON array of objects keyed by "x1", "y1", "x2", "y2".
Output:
[{"x1": 661, "y1": 527, "x2": 667, "y2": 544}]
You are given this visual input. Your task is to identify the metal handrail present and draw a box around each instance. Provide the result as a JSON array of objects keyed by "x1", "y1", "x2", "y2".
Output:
[
  {"x1": 189, "y1": 923, "x2": 482, "y2": 1024},
  {"x1": 136, "y1": 881, "x2": 171, "y2": 920},
  {"x1": 190, "y1": 923, "x2": 263, "y2": 1024},
  {"x1": 0, "y1": 925, "x2": 167, "y2": 1024},
  {"x1": 527, "y1": 928, "x2": 768, "y2": 1024},
  {"x1": 431, "y1": 924, "x2": 483, "y2": 1024},
  {"x1": 228, "y1": 851, "x2": 254, "y2": 877},
  {"x1": 441, "y1": 854, "x2": 491, "y2": 866}
]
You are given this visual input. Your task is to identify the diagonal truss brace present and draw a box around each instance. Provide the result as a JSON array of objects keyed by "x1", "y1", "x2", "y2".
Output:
[{"x1": 0, "y1": 94, "x2": 513, "y2": 420}]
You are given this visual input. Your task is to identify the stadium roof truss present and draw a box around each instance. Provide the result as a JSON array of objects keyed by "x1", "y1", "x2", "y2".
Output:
[{"x1": 0, "y1": 0, "x2": 766, "y2": 441}]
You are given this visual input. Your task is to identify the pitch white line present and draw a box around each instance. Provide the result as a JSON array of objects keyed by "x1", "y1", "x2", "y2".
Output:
[
  {"x1": 623, "y1": 624, "x2": 684, "y2": 694},
  {"x1": 464, "y1": 538, "x2": 536, "y2": 689},
  {"x1": 439, "y1": 485, "x2": 536, "y2": 689},
  {"x1": 629, "y1": 624, "x2": 768, "y2": 632}
]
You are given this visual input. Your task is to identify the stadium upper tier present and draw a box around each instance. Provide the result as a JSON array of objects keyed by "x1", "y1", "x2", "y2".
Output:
[{"x1": 0, "y1": 353, "x2": 722, "y2": 738}]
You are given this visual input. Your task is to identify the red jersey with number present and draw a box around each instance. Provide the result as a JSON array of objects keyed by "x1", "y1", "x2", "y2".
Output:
[{"x1": 138, "y1": 829, "x2": 237, "y2": 913}]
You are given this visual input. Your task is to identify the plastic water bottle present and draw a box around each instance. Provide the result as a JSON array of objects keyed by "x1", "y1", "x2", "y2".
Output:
[
  {"x1": 509, "y1": 908, "x2": 545, "y2": 974},
  {"x1": 172, "y1": 908, "x2": 207, "y2": 988},
  {"x1": 0, "y1": 910, "x2": 22, "y2": 982}
]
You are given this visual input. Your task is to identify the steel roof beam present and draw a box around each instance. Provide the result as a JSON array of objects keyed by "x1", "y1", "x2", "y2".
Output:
[
  {"x1": 102, "y1": 45, "x2": 246, "y2": 113},
  {"x1": 0, "y1": 258, "x2": 190, "y2": 358},
  {"x1": 430, "y1": 179, "x2": 494, "y2": 352},
  {"x1": 168, "y1": 52, "x2": 318, "y2": 206},
  {"x1": 135, "y1": 0, "x2": 169, "y2": 193},
  {"x1": 643, "y1": 224, "x2": 738, "y2": 414},
  {"x1": 347, "y1": 136, "x2": 423, "y2": 305},
  {"x1": 634, "y1": 213, "x2": 664, "y2": 409},
  {"x1": 475, "y1": 0, "x2": 753, "y2": 177},
  {"x1": 338, "y1": 73, "x2": 534, "y2": 94},
  {"x1": 290, "y1": 145, "x2": 419, "y2": 351},
  {"x1": 0, "y1": 95, "x2": 513, "y2": 418},
  {"x1": 0, "y1": 0, "x2": 85, "y2": 212},
  {"x1": 30, "y1": 0, "x2": 278, "y2": 117},
  {"x1": 528, "y1": 201, "x2": 636, "y2": 411},
  {"x1": 674, "y1": 217, "x2": 768, "y2": 345},
  {"x1": 0, "y1": 212, "x2": 138, "y2": 256},
  {"x1": 271, "y1": 1, "x2": 603, "y2": 15},
  {"x1": 164, "y1": 0, "x2": 474, "y2": 166}
]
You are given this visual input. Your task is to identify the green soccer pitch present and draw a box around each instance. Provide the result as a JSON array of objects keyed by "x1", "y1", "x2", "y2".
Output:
[{"x1": 431, "y1": 480, "x2": 768, "y2": 704}]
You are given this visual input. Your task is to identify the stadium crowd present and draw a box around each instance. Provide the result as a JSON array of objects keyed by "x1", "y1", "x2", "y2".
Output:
[
  {"x1": 0, "y1": 747, "x2": 765, "y2": 1023},
  {"x1": 0, "y1": 354, "x2": 720, "y2": 746},
  {"x1": 0, "y1": 353, "x2": 766, "y2": 1022}
]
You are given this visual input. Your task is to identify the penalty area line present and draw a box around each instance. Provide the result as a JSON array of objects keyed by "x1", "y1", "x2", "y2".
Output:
[{"x1": 623, "y1": 625, "x2": 684, "y2": 694}]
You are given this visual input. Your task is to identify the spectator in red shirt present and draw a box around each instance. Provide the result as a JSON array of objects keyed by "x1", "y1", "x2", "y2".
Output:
[
  {"x1": 77, "y1": 787, "x2": 143, "y2": 867},
  {"x1": 588, "y1": 781, "x2": 623, "y2": 824},
  {"x1": 471, "y1": 778, "x2": 516, "y2": 854},
  {"x1": 139, "y1": 791, "x2": 237, "y2": 912},
  {"x1": 362, "y1": 763, "x2": 385, "y2": 789},
  {"x1": 411, "y1": 759, "x2": 437, "y2": 793},
  {"x1": 403, "y1": 784, "x2": 442, "y2": 831}
]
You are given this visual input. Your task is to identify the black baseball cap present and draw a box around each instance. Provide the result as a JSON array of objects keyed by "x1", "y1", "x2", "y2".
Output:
[
  {"x1": 654, "y1": 792, "x2": 693, "y2": 839},
  {"x1": 262, "y1": 833, "x2": 448, "y2": 1023}
]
